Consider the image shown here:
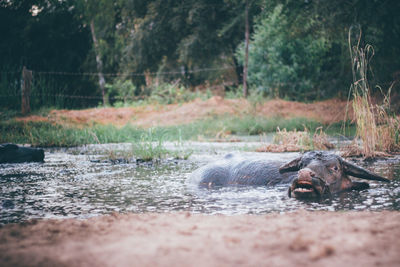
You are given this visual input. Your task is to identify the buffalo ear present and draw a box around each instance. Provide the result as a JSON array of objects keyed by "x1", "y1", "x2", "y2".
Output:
[
  {"x1": 341, "y1": 159, "x2": 390, "y2": 182},
  {"x1": 279, "y1": 157, "x2": 301, "y2": 173}
]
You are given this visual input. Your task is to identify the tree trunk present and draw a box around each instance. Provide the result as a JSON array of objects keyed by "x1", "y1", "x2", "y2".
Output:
[
  {"x1": 90, "y1": 20, "x2": 107, "y2": 106},
  {"x1": 243, "y1": 0, "x2": 249, "y2": 98}
]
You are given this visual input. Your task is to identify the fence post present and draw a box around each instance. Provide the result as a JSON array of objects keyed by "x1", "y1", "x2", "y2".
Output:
[{"x1": 21, "y1": 66, "x2": 32, "y2": 115}]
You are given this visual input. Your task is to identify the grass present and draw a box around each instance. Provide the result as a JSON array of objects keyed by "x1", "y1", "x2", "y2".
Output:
[
  {"x1": 0, "y1": 120, "x2": 191, "y2": 161},
  {"x1": 104, "y1": 128, "x2": 193, "y2": 162},
  {"x1": 130, "y1": 128, "x2": 192, "y2": 161},
  {"x1": 0, "y1": 121, "x2": 143, "y2": 147},
  {"x1": 178, "y1": 115, "x2": 330, "y2": 137},
  {"x1": 0, "y1": 115, "x2": 344, "y2": 147},
  {"x1": 131, "y1": 128, "x2": 170, "y2": 161},
  {"x1": 256, "y1": 127, "x2": 334, "y2": 153},
  {"x1": 345, "y1": 27, "x2": 400, "y2": 158}
]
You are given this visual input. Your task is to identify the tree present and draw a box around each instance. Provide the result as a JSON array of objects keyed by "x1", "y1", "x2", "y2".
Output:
[
  {"x1": 237, "y1": 0, "x2": 400, "y2": 100},
  {"x1": 75, "y1": 0, "x2": 125, "y2": 105},
  {"x1": 120, "y1": 0, "x2": 261, "y2": 87},
  {"x1": 237, "y1": 4, "x2": 336, "y2": 100}
]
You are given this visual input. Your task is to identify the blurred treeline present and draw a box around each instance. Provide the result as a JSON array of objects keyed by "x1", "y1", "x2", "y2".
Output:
[{"x1": 1, "y1": 0, "x2": 399, "y2": 110}]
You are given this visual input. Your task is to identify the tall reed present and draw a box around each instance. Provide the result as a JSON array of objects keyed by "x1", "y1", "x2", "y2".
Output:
[{"x1": 347, "y1": 27, "x2": 399, "y2": 157}]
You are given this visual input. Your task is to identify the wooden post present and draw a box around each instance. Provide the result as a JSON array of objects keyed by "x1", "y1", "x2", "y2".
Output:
[
  {"x1": 21, "y1": 66, "x2": 32, "y2": 115},
  {"x1": 243, "y1": 0, "x2": 249, "y2": 98}
]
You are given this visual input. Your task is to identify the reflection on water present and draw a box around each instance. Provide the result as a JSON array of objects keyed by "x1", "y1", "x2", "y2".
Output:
[{"x1": 1, "y1": 143, "x2": 400, "y2": 224}]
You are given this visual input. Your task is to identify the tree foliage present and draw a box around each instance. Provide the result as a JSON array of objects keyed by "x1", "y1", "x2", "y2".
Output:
[
  {"x1": 120, "y1": 0, "x2": 261, "y2": 86},
  {"x1": 235, "y1": 0, "x2": 400, "y2": 100},
  {"x1": 0, "y1": 0, "x2": 399, "y2": 110},
  {"x1": 237, "y1": 4, "x2": 339, "y2": 100},
  {"x1": 0, "y1": 0, "x2": 95, "y2": 110},
  {"x1": 0, "y1": 0, "x2": 90, "y2": 71}
]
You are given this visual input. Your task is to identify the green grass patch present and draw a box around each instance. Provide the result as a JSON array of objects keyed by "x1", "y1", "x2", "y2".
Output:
[
  {"x1": 0, "y1": 115, "x2": 354, "y2": 147},
  {"x1": 0, "y1": 121, "x2": 143, "y2": 147},
  {"x1": 130, "y1": 128, "x2": 192, "y2": 161},
  {"x1": 105, "y1": 128, "x2": 193, "y2": 162},
  {"x1": 175, "y1": 115, "x2": 353, "y2": 138}
]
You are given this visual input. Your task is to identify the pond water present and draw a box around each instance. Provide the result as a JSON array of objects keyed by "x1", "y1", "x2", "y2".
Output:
[{"x1": 1, "y1": 142, "x2": 400, "y2": 224}]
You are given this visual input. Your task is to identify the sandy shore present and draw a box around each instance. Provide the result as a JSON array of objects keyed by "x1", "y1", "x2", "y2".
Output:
[{"x1": 1, "y1": 211, "x2": 399, "y2": 267}]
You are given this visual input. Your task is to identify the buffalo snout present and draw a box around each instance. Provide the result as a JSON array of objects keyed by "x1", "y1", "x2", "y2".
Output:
[
  {"x1": 298, "y1": 168, "x2": 316, "y2": 179},
  {"x1": 289, "y1": 168, "x2": 331, "y2": 199}
]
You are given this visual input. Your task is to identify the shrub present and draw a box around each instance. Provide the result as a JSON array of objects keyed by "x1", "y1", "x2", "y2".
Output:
[{"x1": 105, "y1": 79, "x2": 137, "y2": 105}]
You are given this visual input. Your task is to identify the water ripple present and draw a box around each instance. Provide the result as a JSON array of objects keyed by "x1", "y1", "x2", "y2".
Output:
[{"x1": 1, "y1": 145, "x2": 400, "y2": 224}]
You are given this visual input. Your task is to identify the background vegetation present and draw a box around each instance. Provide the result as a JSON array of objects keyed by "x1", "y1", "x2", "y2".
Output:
[{"x1": 1, "y1": 0, "x2": 399, "y2": 111}]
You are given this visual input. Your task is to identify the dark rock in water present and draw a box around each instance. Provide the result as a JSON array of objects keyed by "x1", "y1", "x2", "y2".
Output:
[
  {"x1": 110, "y1": 158, "x2": 130, "y2": 164},
  {"x1": 0, "y1": 143, "x2": 44, "y2": 163},
  {"x1": 136, "y1": 158, "x2": 152, "y2": 164}
]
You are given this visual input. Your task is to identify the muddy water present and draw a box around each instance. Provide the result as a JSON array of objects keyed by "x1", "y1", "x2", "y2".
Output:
[{"x1": 1, "y1": 142, "x2": 400, "y2": 224}]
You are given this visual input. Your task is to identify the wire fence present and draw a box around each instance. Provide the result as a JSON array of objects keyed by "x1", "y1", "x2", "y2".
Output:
[
  {"x1": 0, "y1": 66, "x2": 239, "y2": 111},
  {"x1": 0, "y1": 66, "x2": 238, "y2": 77}
]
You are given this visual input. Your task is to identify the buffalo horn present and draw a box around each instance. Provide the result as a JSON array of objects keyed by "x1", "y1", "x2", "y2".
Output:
[
  {"x1": 279, "y1": 157, "x2": 301, "y2": 173},
  {"x1": 341, "y1": 160, "x2": 390, "y2": 182}
]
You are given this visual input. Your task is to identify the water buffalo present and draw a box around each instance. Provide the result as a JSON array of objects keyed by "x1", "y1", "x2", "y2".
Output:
[
  {"x1": 190, "y1": 151, "x2": 389, "y2": 199},
  {"x1": 0, "y1": 143, "x2": 44, "y2": 163}
]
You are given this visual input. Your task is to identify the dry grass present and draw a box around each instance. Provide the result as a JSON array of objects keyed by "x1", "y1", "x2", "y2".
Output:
[
  {"x1": 343, "y1": 28, "x2": 400, "y2": 158},
  {"x1": 256, "y1": 127, "x2": 334, "y2": 153}
]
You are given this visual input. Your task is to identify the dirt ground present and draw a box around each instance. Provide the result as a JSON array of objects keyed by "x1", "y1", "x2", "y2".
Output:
[
  {"x1": 1, "y1": 210, "x2": 399, "y2": 267},
  {"x1": 16, "y1": 97, "x2": 352, "y2": 127}
]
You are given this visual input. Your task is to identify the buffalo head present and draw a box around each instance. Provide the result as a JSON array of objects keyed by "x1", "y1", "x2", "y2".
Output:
[{"x1": 279, "y1": 151, "x2": 389, "y2": 199}]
